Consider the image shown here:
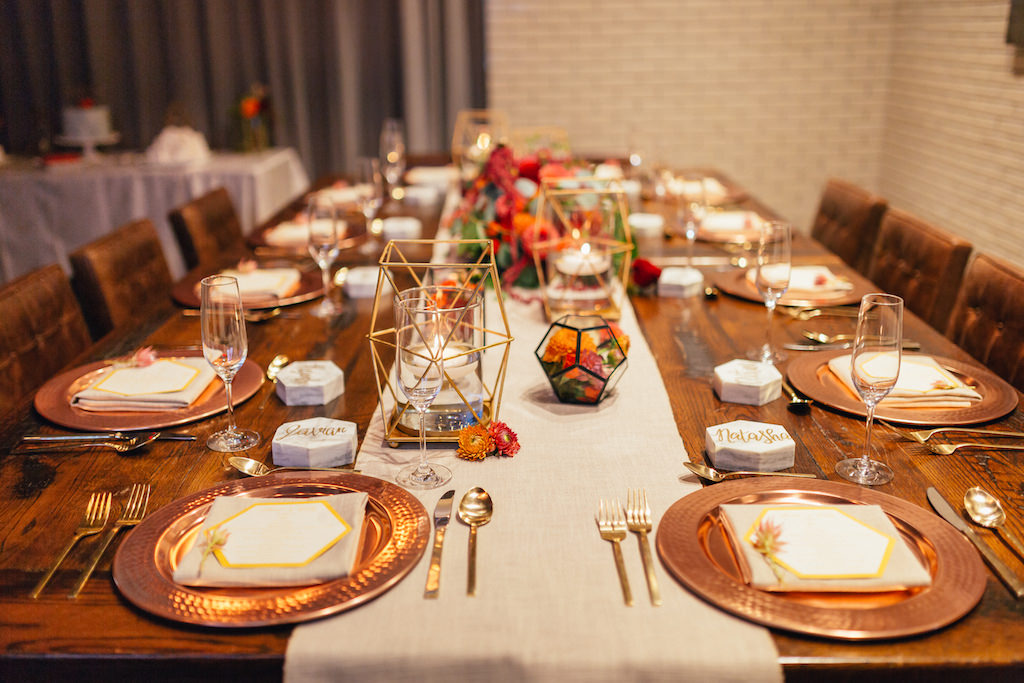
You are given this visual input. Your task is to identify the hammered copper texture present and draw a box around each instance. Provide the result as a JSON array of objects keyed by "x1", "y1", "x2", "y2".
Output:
[
  {"x1": 712, "y1": 268, "x2": 869, "y2": 308},
  {"x1": 170, "y1": 267, "x2": 325, "y2": 310},
  {"x1": 112, "y1": 472, "x2": 429, "y2": 627},
  {"x1": 656, "y1": 478, "x2": 986, "y2": 640}
]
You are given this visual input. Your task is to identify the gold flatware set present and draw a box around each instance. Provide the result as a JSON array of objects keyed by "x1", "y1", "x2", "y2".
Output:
[
  {"x1": 596, "y1": 490, "x2": 662, "y2": 607},
  {"x1": 423, "y1": 487, "x2": 493, "y2": 599},
  {"x1": 883, "y1": 420, "x2": 1024, "y2": 455}
]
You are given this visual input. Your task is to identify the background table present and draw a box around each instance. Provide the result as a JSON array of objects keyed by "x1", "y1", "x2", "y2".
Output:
[{"x1": 0, "y1": 148, "x2": 310, "y2": 283}]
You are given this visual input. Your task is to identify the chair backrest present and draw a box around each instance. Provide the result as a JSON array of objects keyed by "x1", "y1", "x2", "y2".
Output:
[
  {"x1": 866, "y1": 208, "x2": 972, "y2": 332},
  {"x1": 70, "y1": 218, "x2": 173, "y2": 338},
  {"x1": 0, "y1": 264, "x2": 92, "y2": 415},
  {"x1": 810, "y1": 178, "x2": 887, "y2": 275},
  {"x1": 946, "y1": 253, "x2": 1024, "y2": 391},
  {"x1": 168, "y1": 187, "x2": 245, "y2": 269}
]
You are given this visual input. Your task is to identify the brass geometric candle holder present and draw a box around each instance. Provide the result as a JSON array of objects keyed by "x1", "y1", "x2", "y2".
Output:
[{"x1": 367, "y1": 239, "x2": 514, "y2": 446}]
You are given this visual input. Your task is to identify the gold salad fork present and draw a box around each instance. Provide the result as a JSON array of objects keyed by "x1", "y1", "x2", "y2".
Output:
[
  {"x1": 928, "y1": 443, "x2": 1024, "y2": 456},
  {"x1": 30, "y1": 492, "x2": 112, "y2": 598},
  {"x1": 882, "y1": 420, "x2": 1024, "y2": 444},
  {"x1": 69, "y1": 483, "x2": 151, "y2": 598},
  {"x1": 596, "y1": 499, "x2": 633, "y2": 606},
  {"x1": 625, "y1": 489, "x2": 661, "y2": 606}
]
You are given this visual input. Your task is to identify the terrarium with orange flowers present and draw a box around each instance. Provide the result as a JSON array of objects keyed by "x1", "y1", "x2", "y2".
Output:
[{"x1": 535, "y1": 315, "x2": 629, "y2": 404}]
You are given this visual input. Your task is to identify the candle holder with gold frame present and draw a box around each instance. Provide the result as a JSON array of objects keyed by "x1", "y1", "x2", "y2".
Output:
[{"x1": 367, "y1": 239, "x2": 514, "y2": 447}]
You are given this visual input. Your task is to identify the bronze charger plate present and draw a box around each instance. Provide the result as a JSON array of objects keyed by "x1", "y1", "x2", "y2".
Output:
[
  {"x1": 787, "y1": 350, "x2": 1018, "y2": 426},
  {"x1": 656, "y1": 477, "x2": 985, "y2": 640},
  {"x1": 113, "y1": 471, "x2": 429, "y2": 627},
  {"x1": 171, "y1": 267, "x2": 324, "y2": 309},
  {"x1": 248, "y1": 214, "x2": 369, "y2": 254},
  {"x1": 712, "y1": 268, "x2": 869, "y2": 308},
  {"x1": 33, "y1": 349, "x2": 263, "y2": 431}
]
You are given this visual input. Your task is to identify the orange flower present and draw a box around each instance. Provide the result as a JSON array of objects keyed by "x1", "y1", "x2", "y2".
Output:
[
  {"x1": 456, "y1": 424, "x2": 494, "y2": 461},
  {"x1": 606, "y1": 322, "x2": 630, "y2": 355},
  {"x1": 542, "y1": 328, "x2": 596, "y2": 363},
  {"x1": 240, "y1": 96, "x2": 261, "y2": 119}
]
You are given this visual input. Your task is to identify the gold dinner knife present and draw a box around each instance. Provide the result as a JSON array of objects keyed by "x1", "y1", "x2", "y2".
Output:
[{"x1": 424, "y1": 489, "x2": 455, "y2": 599}]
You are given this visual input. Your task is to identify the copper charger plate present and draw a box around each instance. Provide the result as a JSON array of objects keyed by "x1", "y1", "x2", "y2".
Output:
[
  {"x1": 113, "y1": 471, "x2": 429, "y2": 627},
  {"x1": 712, "y1": 268, "x2": 868, "y2": 308},
  {"x1": 249, "y1": 215, "x2": 370, "y2": 254},
  {"x1": 171, "y1": 267, "x2": 324, "y2": 309},
  {"x1": 33, "y1": 349, "x2": 263, "y2": 431},
  {"x1": 657, "y1": 477, "x2": 985, "y2": 640},
  {"x1": 787, "y1": 350, "x2": 1018, "y2": 426}
]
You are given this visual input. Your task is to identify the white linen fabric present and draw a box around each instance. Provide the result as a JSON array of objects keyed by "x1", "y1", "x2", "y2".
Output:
[
  {"x1": 71, "y1": 357, "x2": 216, "y2": 412},
  {"x1": 827, "y1": 353, "x2": 983, "y2": 408},
  {"x1": 285, "y1": 294, "x2": 782, "y2": 682}
]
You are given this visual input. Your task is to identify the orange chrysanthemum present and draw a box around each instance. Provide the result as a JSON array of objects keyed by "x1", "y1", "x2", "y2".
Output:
[
  {"x1": 456, "y1": 424, "x2": 494, "y2": 461},
  {"x1": 542, "y1": 328, "x2": 596, "y2": 363}
]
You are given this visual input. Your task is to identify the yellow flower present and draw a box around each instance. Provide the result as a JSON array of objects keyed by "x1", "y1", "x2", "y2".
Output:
[
  {"x1": 542, "y1": 328, "x2": 595, "y2": 363},
  {"x1": 457, "y1": 425, "x2": 494, "y2": 461}
]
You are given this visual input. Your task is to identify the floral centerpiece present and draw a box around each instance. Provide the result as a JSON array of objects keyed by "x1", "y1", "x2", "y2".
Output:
[
  {"x1": 535, "y1": 315, "x2": 629, "y2": 404},
  {"x1": 237, "y1": 83, "x2": 271, "y2": 152}
]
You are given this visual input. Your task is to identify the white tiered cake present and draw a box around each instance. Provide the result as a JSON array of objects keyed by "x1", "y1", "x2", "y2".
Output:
[{"x1": 61, "y1": 105, "x2": 113, "y2": 140}]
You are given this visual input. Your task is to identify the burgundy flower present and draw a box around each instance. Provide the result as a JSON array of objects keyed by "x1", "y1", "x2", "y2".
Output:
[{"x1": 632, "y1": 258, "x2": 662, "y2": 288}]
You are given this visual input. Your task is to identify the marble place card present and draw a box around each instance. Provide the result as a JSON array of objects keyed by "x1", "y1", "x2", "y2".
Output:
[
  {"x1": 712, "y1": 359, "x2": 782, "y2": 405},
  {"x1": 658, "y1": 266, "x2": 704, "y2": 298},
  {"x1": 344, "y1": 266, "x2": 386, "y2": 299},
  {"x1": 272, "y1": 417, "x2": 358, "y2": 468},
  {"x1": 275, "y1": 360, "x2": 345, "y2": 406},
  {"x1": 705, "y1": 419, "x2": 795, "y2": 471}
]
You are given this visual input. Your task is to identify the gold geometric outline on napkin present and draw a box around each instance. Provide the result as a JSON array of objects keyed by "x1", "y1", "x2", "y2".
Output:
[
  {"x1": 210, "y1": 500, "x2": 351, "y2": 568},
  {"x1": 93, "y1": 358, "x2": 201, "y2": 396},
  {"x1": 743, "y1": 505, "x2": 895, "y2": 580}
]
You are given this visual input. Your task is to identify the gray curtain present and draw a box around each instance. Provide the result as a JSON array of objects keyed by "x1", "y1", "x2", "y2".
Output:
[{"x1": 0, "y1": 0, "x2": 485, "y2": 179}]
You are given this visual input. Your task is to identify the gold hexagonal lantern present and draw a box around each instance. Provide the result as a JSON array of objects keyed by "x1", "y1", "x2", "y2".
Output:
[
  {"x1": 530, "y1": 179, "x2": 634, "y2": 321},
  {"x1": 367, "y1": 239, "x2": 514, "y2": 446}
]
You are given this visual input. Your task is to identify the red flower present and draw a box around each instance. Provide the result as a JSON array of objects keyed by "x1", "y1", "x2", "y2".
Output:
[
  {"x1": 632, "y1": 258, "x2": 662, "y2": 288},
  {"x1": 78, "y1": 97, "x2": 95, "y2": 109},
  {"x1": 488, "y1": 421, "x2": 520, "y2": 456},
  {"x1": 518, "y1": 155, "x2": 541, "y2": 183}
]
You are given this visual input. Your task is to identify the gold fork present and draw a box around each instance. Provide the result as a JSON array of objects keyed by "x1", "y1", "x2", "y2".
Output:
[
  {"x1": 881, "y1": 420, "x2": 1024, "y2": 444},
  {"x1": 928, "y1": 443, "x2": 1024, "y2": 455},
  {"x1": 69, "y1": 483, "x2": 151, "y2": 598},
  {"x1": 625, "y1": 489, "x2": 661, "y2": 606},
  {"x1": 29, "y1": 492, "x2": 112, "y2": 598},
  {"x1": 596, "y1": 499, "x2": 633, "y2": 606},
  {"x1": 780, "y1": 307, "x2": 859, "y2": 321}
]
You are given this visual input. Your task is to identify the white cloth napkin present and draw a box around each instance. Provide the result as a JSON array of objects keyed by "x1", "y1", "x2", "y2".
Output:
[
  {"x1": 405, "y1": 165, "x2": 459, "y2": 189},
  {"x1": 747, "y1": 265, "x2": 853, "y2": 297},
  {"x1": 827, "y1": 353, "x2": 983, "y2": 408},
  {"x1": 316, "y1": 185, "x2": 362, "y2": 206},
  {"x1": 145, "y1": 125, "x2": 211, "y2": 165},
  {"x1": 265, "y1": 218, "x2": 346, "y2": 248},
  {"x1": 719, "y1": 504, "x2": 932, "y2": 592},
  {"x1": 173, "y1": 492, "x2": 367, "y2": 587},
  {"x1": 217, "y1": 267, "x2": 302, "y2": 303},
  {"x1": 72, "y1": 357, "x2": 217, "y2": 412},
  {"x1": 702, "y1": 210, "x2": 761, "y2": 232}
]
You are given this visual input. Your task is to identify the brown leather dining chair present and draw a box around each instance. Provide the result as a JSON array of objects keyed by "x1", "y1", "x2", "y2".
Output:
[
  {"x1": 865, "y1": 208, "x2": 972, "y2": 332},
  {"x1": 70, "y1": 218, "x2": 174, "y2": 338},
  {"x1": 810, "y1": 178, "x2": 887, "y2": 276},
  {"x1": 0, "y1": 264, "x2": 93, "y2": 416},
  {"x1": 168, "y1": 187, "x2": 246, "y2": 269},
  {"x1": 946, "y1": 253, "x2": 1024, "y2": 391}
]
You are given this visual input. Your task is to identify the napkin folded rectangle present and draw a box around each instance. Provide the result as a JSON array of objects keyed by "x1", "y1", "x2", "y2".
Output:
[
  {"x1": 218, "y1": 267, "x2": 302, "y2": 303},
  {"x1": 701, "y1": 210, "x2": 761, "y2": 233},
  {"x1": 719, "y1": 503, "x2": 932, "y2": 592},
  {"x1": 173, "y1": 492, "x2": 368, "y2": 587},
  {"x1": 827, "y1": 353, "x2": 982, "y2": 408},
  {"x1": 72, "y1": 357, "x2": 217, "y2": 412},
  {"x1": 747, "y1": 265, "x2": 853, "y2": 297},
  {"x1": 265, "y1": 218, "x2": 347, "y2": 248}
]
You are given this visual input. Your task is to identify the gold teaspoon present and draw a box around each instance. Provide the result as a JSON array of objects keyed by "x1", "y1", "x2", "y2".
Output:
[{"x1": 457, "y1": 487, "x2": 493, "y2": 596}]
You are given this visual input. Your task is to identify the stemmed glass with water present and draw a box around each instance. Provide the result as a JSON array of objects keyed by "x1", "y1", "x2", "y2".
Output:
[
  {"x1": 306, "y1": 194, "x2": 342, "y2": 318},
  {"x1": 200, "y1": 275, "x2": 260, "y2": 452},
  {"x1": 394, "y1": 295, "x2": 452, "y2": 489},
  {"x1": 379, "y1": 118, "x2": 406, "y2": 199},
  {"x1": 749, "y1": 220, "x2": 792, "y2": 364},
  {"x1": 356, "y1": 157, "x2": 385, "y2": 253},
  {"x1": 836, "y1": 293, "x2": 904, "y2": 486},
  {"x1": 676, "y1": 175, "x2": 706, "y2": 270}
]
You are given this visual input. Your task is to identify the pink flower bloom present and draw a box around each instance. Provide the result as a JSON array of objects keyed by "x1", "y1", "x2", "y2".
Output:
[
  {"x1": 488, "y1": 421, "x2": 520, "y2": 457},
  {"x1": 132, "y1": 346, "x2": 158, "y2": 367}
]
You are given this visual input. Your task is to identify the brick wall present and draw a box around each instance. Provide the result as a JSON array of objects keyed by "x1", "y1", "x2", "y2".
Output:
[{"x1": 486, "y1": 0, "x2": 1024, "y2": 269}]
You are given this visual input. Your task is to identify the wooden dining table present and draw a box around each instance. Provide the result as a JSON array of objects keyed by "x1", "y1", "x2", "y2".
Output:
[{"x1": 2, "y1": 170, "x2": 1024, "y2": 681}]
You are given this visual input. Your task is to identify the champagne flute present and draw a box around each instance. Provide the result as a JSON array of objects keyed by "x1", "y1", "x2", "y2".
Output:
[
  {"x1": 379, "y1": 118, "x2": 406, "y2": 199},
  {"x1": 201, "y1": 275, "x2": 260, "y2": 452},
  {"x1": 394, "y1": 295, "x2": 452, "y2": 489},
  {"x1": 677, "y1": 175, "x2": 706, "y2": 270},
  {"x1": 836, "y1": 293, "x2": 904, "y2": 486},
  {"x1": 356, "y1": 157, "x2": 384, "y2": 254},
  {"x1": 306, "y1": 194, "x2": 341, "y2": 318},
  {"x1": 748, "y1": 220, "x2": 792, "y2": 364}
]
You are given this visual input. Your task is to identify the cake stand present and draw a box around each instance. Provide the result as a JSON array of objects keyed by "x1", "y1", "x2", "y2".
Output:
[{"x1": 55, "y1": 132, "x2": 121, "y2": 162}]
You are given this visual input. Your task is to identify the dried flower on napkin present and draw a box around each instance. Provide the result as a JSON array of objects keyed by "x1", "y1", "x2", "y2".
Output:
[
  {"x1": 456, "y1": 421, "x2": 520, "y2": 460},
  {"x1": 751, "y1": 518, "x2": 787, "y2": 585},
  {"x1": 198, "y1": 528, "x2": 230, "y2": 576},
  {"x1": 111, "y1": 346, "x2": 159, "y2": 369},
  {"x1": 235, "y1": 258, "x2": 259, "y2": 273}
]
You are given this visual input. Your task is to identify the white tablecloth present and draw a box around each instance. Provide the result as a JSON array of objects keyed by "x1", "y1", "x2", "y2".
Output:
[{"x1": 0, "y1": 148, "x2": 309, "y2": 283}]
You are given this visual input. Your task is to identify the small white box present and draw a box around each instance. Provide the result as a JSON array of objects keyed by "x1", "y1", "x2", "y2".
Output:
[
  {"x1": 628, "y1": 212, "x2": 665, "y2": 237},
  {"x1": 272, "y1": 417, "x2": 358, "y2": 468},
  {"x1": 343, "y1": 266, "x2": 385, "y2": 299},
  {"x1": 712, "y1": 359, "x2": 782, "y2": 405},
  {"x1": 275, "y1": 361, "x2": 345, "y2": 406},
  {"x1": 705, "y1": 419, "x2": 795, "y2": 471},
  {"x1": 381, "y1": 216, "x2": 422, "y2": 240},
  {"x1": 658, "y1": 267, "x2": 704, "y2": 298}
]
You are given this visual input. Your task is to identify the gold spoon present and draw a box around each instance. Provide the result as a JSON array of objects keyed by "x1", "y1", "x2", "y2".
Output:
[
  {"x1": 781, "y1": 378, "x2": 812, "y2": 414},
  {"x1": 227, "y1": 456, "x2": 359, "y2": 477},
  {"x1": 457, "y1": 487, "x2": 493, "y2": 596},
  {"x1": 964, "y1": 487, "x2": 1024, "y2": 559},
  {"x1": 257, "y1": 354, "x2": 290, "y2": 409},
  {"x1": 682, "y1": 461, "x2": 818, "y2": 483}
]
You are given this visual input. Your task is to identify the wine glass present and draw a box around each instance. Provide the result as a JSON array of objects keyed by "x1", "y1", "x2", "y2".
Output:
[
  {"x1": 200, "y1": 275, "x2": 260, "y2": 452},
  {"x1": 748, "y1": 220, "x2": 792, "y2": 364},
  {"x1": 379, "y1": 118, "x2": 406, "y2": 199},
  {"x1": 676, "y1": 175, "x2": 706, "y2": 270},
  {"x1": 306, "y1": 194, "x2": 342, "y2": 318},
  {"x1": 836, "y1": 293, "x2": 904, "y2": 486},
  {"x1": 356, "y1": 157, "x2": 384, "y2": 254},
  {"x1": 394, "y1": 295, "x2": 452, "y2": 489}
]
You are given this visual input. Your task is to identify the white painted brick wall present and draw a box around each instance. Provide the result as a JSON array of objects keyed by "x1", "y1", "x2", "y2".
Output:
[{"x1": 486, "y1": 0, "x2": 1024, "y2": 269}]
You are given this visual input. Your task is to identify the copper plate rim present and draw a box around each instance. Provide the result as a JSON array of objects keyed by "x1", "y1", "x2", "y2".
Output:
[
  {"x1": 712, "y1": 269, "x2": 866, "y2": 308},
  {"x1": 656, "y1": 477, "x2": 986, "y2": 640},
  {"x1": 249, "y1": 217, "x2": 370, "y2": 253},
  {"x1": 112, "y1": 471, "x2": 429, "y2": 627},
  {"x1": 786, "y1": 349, "x2": 1018, "y2": 426},
  {"x1": 171, "y1": 267, "x2": 324, "y2": 310},
  {"x1": 33, "y1": 349, "x2": 263, "y2": 432}
]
